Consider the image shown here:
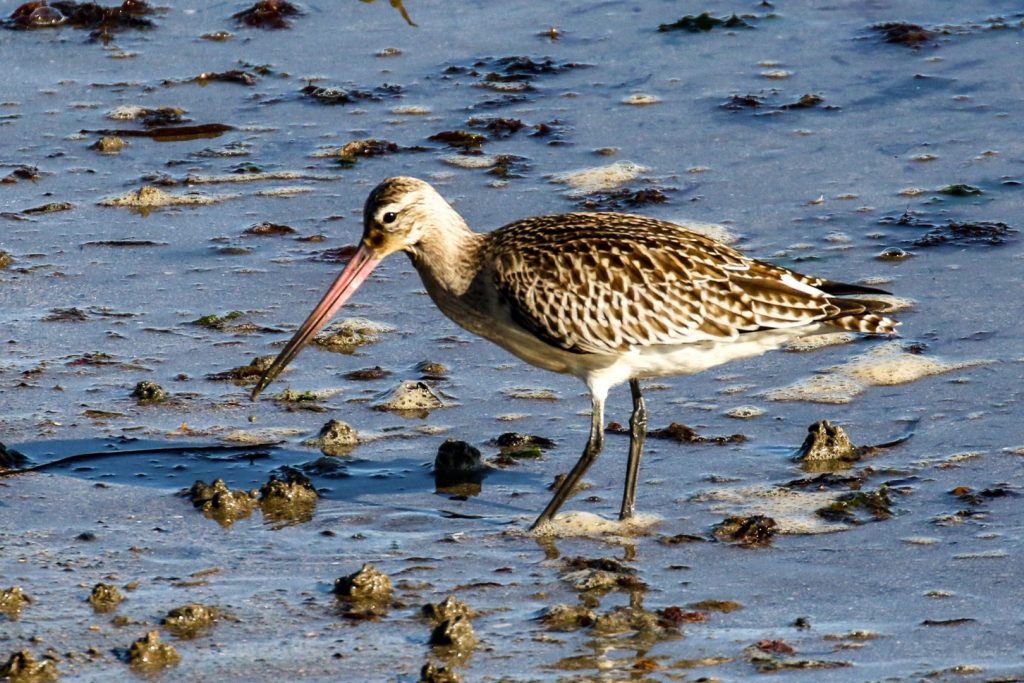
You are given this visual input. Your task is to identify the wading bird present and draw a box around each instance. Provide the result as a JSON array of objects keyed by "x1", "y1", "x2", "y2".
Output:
[{"x1": 251, "y1": 177, "x2": 897, "y2": 530}]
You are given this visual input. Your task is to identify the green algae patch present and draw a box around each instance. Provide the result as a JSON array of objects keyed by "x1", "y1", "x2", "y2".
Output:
[{"x1": 191, "y1": 310, "x2": 245, "y2": 329}]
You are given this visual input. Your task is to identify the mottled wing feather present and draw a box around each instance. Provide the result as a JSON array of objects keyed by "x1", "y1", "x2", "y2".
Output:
[{"x1": 490, "y1": 212, "x2": 893, "y2": 355}]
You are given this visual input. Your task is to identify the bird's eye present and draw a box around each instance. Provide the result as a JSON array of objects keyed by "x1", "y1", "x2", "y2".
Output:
[{"x1": 382, "y1": 211, "x2": 397, "y2": 224}]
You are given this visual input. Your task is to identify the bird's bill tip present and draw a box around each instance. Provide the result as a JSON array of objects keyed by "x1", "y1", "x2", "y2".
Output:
[{"x1": 249, "y1": 246, "x2": 382, "y2": 400}]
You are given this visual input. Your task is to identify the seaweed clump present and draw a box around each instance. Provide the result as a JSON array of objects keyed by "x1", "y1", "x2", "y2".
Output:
[
  {"x1": 232, "y1": 0, "x2": 301, "y2": 29},
  {"x1": 872, "y1": 22, "x2": 936, "y2": 47},
  {"x1": 5, "y1": 0, "x2": 157, "y2": 42},
  {"x1": 0, "y1": 650, "x2": 58, "y2": 682},
  {"x1": 659, "y1": 12, "x2": 755, "y2": 33}
]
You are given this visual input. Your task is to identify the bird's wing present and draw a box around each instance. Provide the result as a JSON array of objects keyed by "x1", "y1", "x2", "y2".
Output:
[{"x1": 490, "y1": 213, "x2": 851, "y2": 355}]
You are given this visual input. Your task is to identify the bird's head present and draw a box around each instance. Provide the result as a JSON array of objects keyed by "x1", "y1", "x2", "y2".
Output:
[
  {"x1": 360, "y1": 175, "x2": 450, "y2": 259},
  {"x1": 250, "y1": 176, "x2": 451, "y2": 400}
]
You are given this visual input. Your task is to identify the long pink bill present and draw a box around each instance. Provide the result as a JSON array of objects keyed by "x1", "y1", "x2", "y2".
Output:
[{"x1": 250, "y1": 245, "x2": 381, "y2": 400}]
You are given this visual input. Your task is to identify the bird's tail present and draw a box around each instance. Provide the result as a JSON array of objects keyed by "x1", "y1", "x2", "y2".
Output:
[{"x1": 825, "y1": 294, "x2": 900, "y2": 334}]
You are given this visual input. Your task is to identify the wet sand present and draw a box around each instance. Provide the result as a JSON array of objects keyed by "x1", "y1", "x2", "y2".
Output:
[{"x1": 2, "y1": 0, "x2": 1023, "y2": 679}]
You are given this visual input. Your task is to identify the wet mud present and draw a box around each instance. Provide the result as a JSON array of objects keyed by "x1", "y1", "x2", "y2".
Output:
[{"x1": 2, "y1": 0, "x2": 1024, "y2": 680}]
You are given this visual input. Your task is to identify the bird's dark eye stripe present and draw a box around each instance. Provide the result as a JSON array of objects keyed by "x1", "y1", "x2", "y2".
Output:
[{"x1": 382, "y1": 211, "x2": 397, "y2": 224}]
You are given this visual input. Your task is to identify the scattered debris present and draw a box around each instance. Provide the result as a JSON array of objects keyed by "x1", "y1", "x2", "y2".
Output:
[
  {"x1": 657, "y1": 606, "x2": 708, "y2": 626},
  {"x1": 91, "y1": 135, "x2": 128, "y2": 153},
  {"x1": 876, "y1": 246, "x2": 913, "y2": 261},
  {"x1": 689, "y1": 599, "x2": 743, "y2": 613},
  {"x1": 205, "y1": 355, "x2": 275, "y2": 384},
  {"x1": 183, "y1": 479, "x2": 259, "y2": 527},
  {"x1": 330, "y1": 138, "x2": 401, "y2": 166},
  {"x1": 243, "y1": 221, "x2": 296, "y2": 236},
  {"x1": 0, "y1": 442, "x2": 28, "y2": 470},
  {"x1": 131, "y1": 380, "x2": 167, "y2": 404},
  {"x1": 259, "y1": 467, "x2": 318, "y2": 524},
  {"x1": 99, "y1": 185, "x2": 235, "y2": 208},
  {"x1": 373, "y1": 380, "x2": 445, "y2": 415},
  {"x1": 618, "y1": 422, "x2": 745, "y2": 445},
  {"x1": 880, "y1": 210, "x2": 1017, "y2": 248},
  {"x1": 561, "y1": 556, "x2": 645, "y2": 593},
  {"x1": 722, "y1": 91, "x2": 834, "y2": 114},
  {"x1": 0, "y1": 165, "x2": 41, "y2": 183},
  {"x1": 576, "y1": 185, "x2": 675, "y2": 211},
  {"x1": 5, "y1": 0, "x2": 158, "y2": 42},
  {"x1": 162, "y1": 603, "x2": 220, "y2": 638},
  {"x1": 914, "y1": 221, "x2": 1015, "y2": 248},
  {"x1": 713, "y1": 515, "x2": 777, "y2": 546},
  {"x1": 193, "y1": 69, "x2": 259, "y2": 86},
  {"x1": 422, "y1": 596, "x2": 475, "y2": 624},
  {"x1": 303, "y1": 419, "x2": 358, "y2": 456},
  {"x1": 0, "y1": 650, "x2": 58, "y2": 682},
  {"x1": 314, "y1": 317, "x2": 395, "y2": 353},
  {"x1": 429, "y1": 614, "x2": 477, "y2": 652},
  {"x1": 817, "y1": 487, "x2": 894, "y2": 524},
  {"x1": 872, "y1": 22, "x2": 937, "y2": 47},
  {"x1": 126, "y1": 630, "x2": 180, "y2": 670},
  {"x1": 793, "y1": 420, "x2": 857, "y2": 464},
  {"x1": 419, "y1": 661, "x2": 461, "y2": 683},
  {"x1": 344, "y1": 365, "x2": 390, "y2": 381},
  {"x1": 0, "y1": 586, "x2": 32, "y2": 616},
  {"x1": 538, "y1": 604, "x2": 596, "y2": 631},
  {"x1": 415, "y1": 361, "x2": 448, "y2": 379},
  {"x1": 429, "y1": 130, "x2": 487, "y2": 149},
  {"x1": 86, "y1": 123, "x2": 234, "y2": 141},
  {"x1": 492, "y1": 432, "x2": 554, "y2": 462},
  {"x1": 233, "y1": 0, "x2": 301, "y2": 29},
  {"x1": 301, "y1": 83, "x2": 402, "y2": 105},
  {"x1": 334, "y1": 563, "x2": 392, "y2": 600},
  {"x1": 88, "y1": 583, "x2": 124, "y2": 612},
  {"x1": 434, "y1": 439, "x2": 485, "y2": 491},
  {"x1": 659, "y1": 12, "x2": 755, "y2": 33}
]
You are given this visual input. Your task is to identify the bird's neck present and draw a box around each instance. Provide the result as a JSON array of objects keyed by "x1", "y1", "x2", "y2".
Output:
[{"x1": 407, "y1": 213, "x2": 485, "y2": 297}]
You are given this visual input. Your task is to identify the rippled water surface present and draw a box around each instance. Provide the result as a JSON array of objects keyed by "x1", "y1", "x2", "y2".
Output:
[{"x1": 2, "y1": 1, "x2": 1023, "y2": 680}]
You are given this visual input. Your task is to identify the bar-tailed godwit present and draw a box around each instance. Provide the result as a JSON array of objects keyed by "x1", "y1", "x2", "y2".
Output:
[{"x1": 251, "y1": 176, "x2": 897, "y2": 530}]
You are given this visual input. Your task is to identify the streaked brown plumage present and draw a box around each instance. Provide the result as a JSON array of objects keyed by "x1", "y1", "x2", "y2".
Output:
[{"x1": 252, "y1": 176, "x2": 898, "y2": 530}]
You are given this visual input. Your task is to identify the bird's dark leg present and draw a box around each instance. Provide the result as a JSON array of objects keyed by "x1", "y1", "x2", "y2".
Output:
[
  {"x1": 530, "y1": 393, "x2": 605, "y2": 530},
  {"x1": 619, "y1": 378, "x2": 646, "y2": 520}
]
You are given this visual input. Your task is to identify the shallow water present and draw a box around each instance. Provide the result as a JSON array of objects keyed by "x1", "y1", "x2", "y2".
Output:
[{"x1": 1, "y1": 0, "x2": 1023, "y2": 680}]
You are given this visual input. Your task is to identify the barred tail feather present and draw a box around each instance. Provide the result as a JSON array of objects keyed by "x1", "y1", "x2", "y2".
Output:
[{"x1": 827, "y1": 296, "x2": 900, "y2": 334}]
